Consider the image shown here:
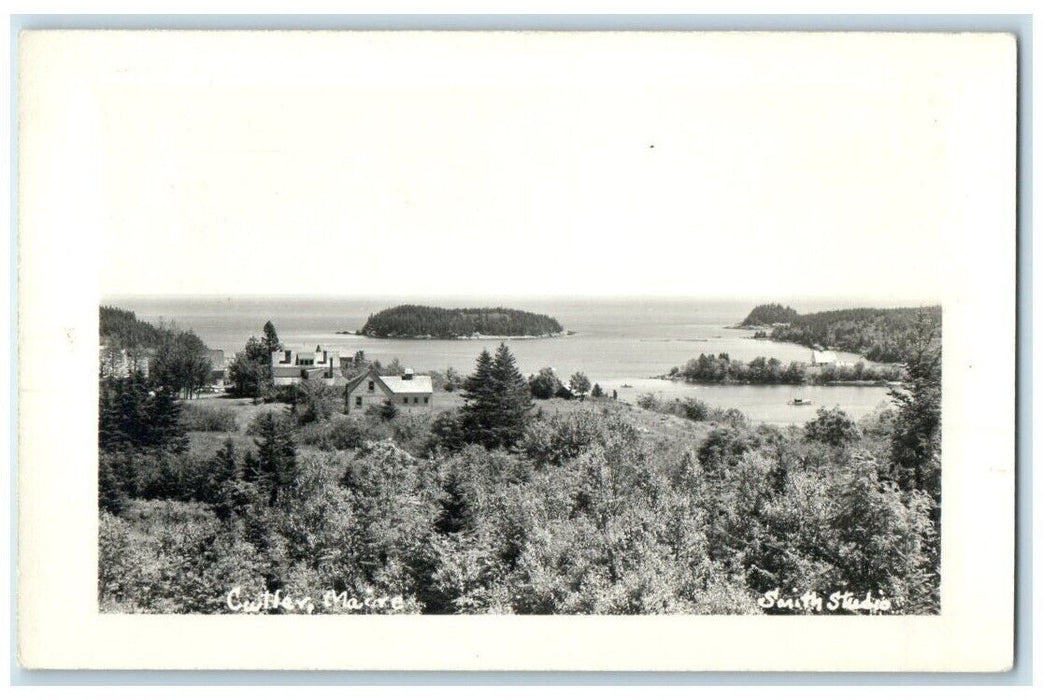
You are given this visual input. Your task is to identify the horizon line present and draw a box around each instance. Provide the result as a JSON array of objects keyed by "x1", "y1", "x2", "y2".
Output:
[{"x1": 101, "y1": 292, "x2": 943, "y2": 307}]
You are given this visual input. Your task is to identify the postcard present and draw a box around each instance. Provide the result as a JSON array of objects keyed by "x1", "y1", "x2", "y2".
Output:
[{"x1": 17, "y1": 30, "x2": 1016, "y2": 671}]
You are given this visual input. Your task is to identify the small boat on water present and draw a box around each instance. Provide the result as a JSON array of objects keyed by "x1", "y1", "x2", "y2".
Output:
[
  {"x1": 621, "y1": 383, "x2": 633, "y2": 389},
  {"x1": 788, "y1": 395, "x2": 813, "y2": 406}
]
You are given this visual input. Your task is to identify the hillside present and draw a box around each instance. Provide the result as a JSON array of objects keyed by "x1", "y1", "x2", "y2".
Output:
[
  {"x1": 359, "y1": 304, "x2": 564, "y2": 339},
  {"x1": 768, "y1": 306, "x2": 942, "y2": 363},
  {"x1": 100, "y1": 306, "x2": 170, "y2": 348},
  {"x1": 738, "y1": 303, "x2": 801, "y2": 327}
]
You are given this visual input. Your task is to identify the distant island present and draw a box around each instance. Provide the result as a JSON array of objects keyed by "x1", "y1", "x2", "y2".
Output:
[
  {"x1": 738, "y1": 303, "x2": 801, "y2": 327},
  {"x1": 738, "y1": 303, "x2": 942, "y2": 363},
  {"x1": 357, "y1": 304, "x2": 565, "y2": 339}
]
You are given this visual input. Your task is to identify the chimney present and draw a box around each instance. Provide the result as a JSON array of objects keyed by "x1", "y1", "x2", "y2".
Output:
[{"x1": 403, "y1": 368, "x2": 414, "y2": 380}]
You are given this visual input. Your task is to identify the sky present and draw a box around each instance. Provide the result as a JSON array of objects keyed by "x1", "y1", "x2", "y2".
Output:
[{"x1": 23, "y1": 31, "x2": 1014, "y2": 303}]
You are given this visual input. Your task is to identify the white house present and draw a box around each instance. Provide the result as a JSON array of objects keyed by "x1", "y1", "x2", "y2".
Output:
[
  {"x1": 344, "y1": 367, "x2": 433, "y2": 413},
  {"x1": 810, "y1": 350, "x2": 839, "y2": 367},
  {"x1": 272, "y1": 345, "x2": 342, "y2": 386}
]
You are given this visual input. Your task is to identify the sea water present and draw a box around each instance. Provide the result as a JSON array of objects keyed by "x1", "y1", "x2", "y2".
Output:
[{"x1": 104, "y1": 295, "x2": 895, "y2": 425}]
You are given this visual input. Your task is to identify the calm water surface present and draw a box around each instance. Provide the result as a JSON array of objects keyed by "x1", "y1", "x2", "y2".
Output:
[{"x1": 106, "y1": 296, "x2": 894, "y2": 425}]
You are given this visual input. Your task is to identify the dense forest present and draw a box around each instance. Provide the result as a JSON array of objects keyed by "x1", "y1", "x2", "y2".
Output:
[
  {"x1": 766, "y1": 306, "x2": 942, "y2": 363},
  {"x1": 738, "y1": 304, "x2": 801, "y2": 327},
  {"x1": 100, "y1": 306, "x2": 213, "y2": 398},
  {"x1": 100, "y1": 306, "x2": 172, "y2": 349},
  {"x1": 99, "y1": 317, "x2": 942, "y2": 615},
  {"x1": 359, "y1": 305, "x2": 564, "y2": 339}
]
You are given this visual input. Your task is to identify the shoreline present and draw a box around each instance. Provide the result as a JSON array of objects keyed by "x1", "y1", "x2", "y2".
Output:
[
  {"x1": 652, "y1": 375, "x2": 901, "y2": 389},
  {"x1": 335, "y1": 331, "x2": 574, "y2": 341}
]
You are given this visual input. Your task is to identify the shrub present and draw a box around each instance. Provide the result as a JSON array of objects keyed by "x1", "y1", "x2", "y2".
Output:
[
  {"x1": 99, "y1": 500, "x2": 268, "y2": 613},
  {"x1": 368, "y1": 399, "x2": 398, "y2": 422},
  {"x1": 245, "y1": 408, "x2": 294, "y2": 436},
  {"x1": 636, "y1": 393, "x2": 661, "y2": 411},
  {"x1": 521, "y1": 411, "x2": 637, "y2": 469},
  {"x1": 697, "y1": 426, "x2": 761, "y2": 474},
  {"x1": 707, "y1": 406, "x2": 749, "y2": 427},
  {"x1": 180, "y1": 403, "x2": 239, "y2": 432},
  {"x1": 289, "y1": 378, "x2": 339, "y2": 425},
  {"x1": 296, "y1": 415, "x2": 367, "y2": 451},
  {"x1": 635, "y1": 394, "x2": 725, "y2": 424},
  {"x1": 427, "y1": 410, "x2": 467, "y2": 454},
  {"x1": 804, "y1": 407, "x2": 861, "y2": 447}
]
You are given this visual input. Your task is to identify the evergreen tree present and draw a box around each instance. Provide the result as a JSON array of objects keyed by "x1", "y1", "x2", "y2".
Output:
[
  {"x1": 99, "y1": 371, "x2": 186, "y2": 452},
  {"x1": 435, "y1": 466, "x2": 471, "y2": 535},
  {"x1": 251, "y1": 413, "x2": 298, "y2": 506},
  {"x1": 98, "y1": 456, "x2": 127, "y2": 515},
  {"x1": 206, "y1": 438, "x2": 249, "y2": 521},
  {"x1": 152, "y1": 386, "x2": 188, "y2": 452},
  {"x1": 888, "y1": 312, "x2": 942, "y2": 516},
  {"x1": 460, "y1": 349, "x2": 497, "y2": 448},
  {"x1": 459, "y1": 344, "x2": 533, "y2": 449},
  {"x1": 489, "y1": 343, "x2": 533, "y2": 449}
]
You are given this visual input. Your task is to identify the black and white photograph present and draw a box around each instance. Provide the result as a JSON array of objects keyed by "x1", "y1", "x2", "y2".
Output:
[{"x1": 16, "y1": 28, "x2": 1016, "y2": 671}]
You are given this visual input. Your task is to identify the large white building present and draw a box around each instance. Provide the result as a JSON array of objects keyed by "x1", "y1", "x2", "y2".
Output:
[
  {"x1": 344, "y1": 367, "x2": 433, "y2": 413},
  {"x1": 271, "y1": 346, "x2": 341, "y2": 386}
]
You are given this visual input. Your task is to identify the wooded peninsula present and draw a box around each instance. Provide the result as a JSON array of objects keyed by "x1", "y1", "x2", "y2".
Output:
[
  {"x1": 740, "y1": 303, "x2": 942, "y2": 363},
  {"x1": 357, "y1": 304, "x2": 564, "y2": 339}
]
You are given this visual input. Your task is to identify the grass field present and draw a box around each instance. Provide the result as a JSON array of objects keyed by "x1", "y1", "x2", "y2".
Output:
[
  {"x1": 180, "y1": 381, "x2": 733, "y2": 468},
  {"x1": 182, "y1": 395, "x2": 290, "y2": 458}
]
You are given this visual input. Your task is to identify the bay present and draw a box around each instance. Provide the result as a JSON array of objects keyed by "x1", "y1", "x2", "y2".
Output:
[{"x1": 104, "y1": 295, "x2": 894, "y2": 425}]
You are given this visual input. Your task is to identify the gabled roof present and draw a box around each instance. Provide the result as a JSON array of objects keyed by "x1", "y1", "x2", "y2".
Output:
[
  {"x1": 343, "y1": 367, "x2": 380, "y2": 394},
  {"x1": 344, "y1": 367, "x2": 433, "y2": 395},
  {"x1": 379, "y1": 374, "x2": 433, "y2": 394}
]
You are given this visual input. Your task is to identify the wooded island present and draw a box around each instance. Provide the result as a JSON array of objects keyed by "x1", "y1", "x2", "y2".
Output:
[{"x1": 358, "y1": 304, "x2": 564, "y2": 339}]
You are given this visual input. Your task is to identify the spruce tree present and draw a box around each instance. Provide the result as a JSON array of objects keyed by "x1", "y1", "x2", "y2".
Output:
[
  {"x1": 489, "y1": 343, "x2": 533, "y2": 449},
  {"x1": 150, "y1": 386, "x2": 188, "y2": 453},
  {"x1": 208, "y1": 438, "x2": 242, "y2": 520},
  {"x1": 262, "y1": 322, "x2": 283, "y2": 395},
  {"x1": 252, "y1": 413, "x2": 298, "y2": 506},
  {"x1": 98, "y1": 371, "x2": 186, "y2": 452},
  {"x1": 460, "y1": 348, "x2": 497, "y2": 447}
]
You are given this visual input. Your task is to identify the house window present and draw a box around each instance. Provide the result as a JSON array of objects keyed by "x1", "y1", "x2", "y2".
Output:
[
  {"x1": 424, "y1": 397, "x2": 429, "y2": 404},
  {"x1": 402, "y1": 397, "x2": 408, "y2": 405},
  {"x1": 355, "y1": 396, "x2": 362, "y2": 407},
  {"x1": 414, "y1": 397, "x2": 419, "y2": 404},
  {"x1": 368, "y1": 381, "x2": 374, "y2": 392}
]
